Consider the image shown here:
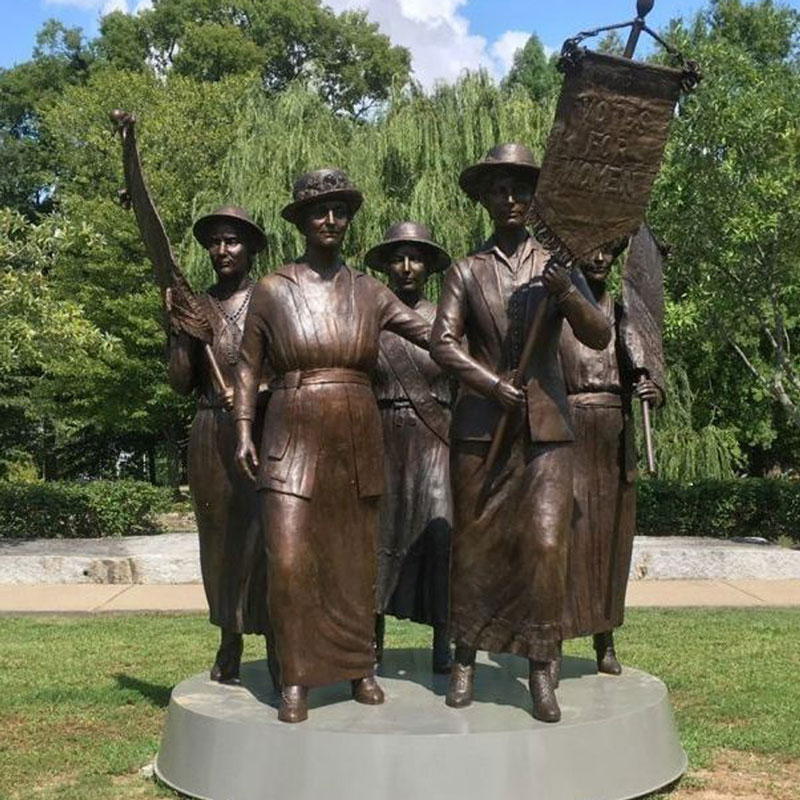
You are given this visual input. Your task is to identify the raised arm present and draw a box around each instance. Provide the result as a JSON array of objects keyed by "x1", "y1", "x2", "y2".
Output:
[
  {"x1": 377, "y1": 284, "x2": 431, "y2": 349},
  {"x1": 543, "y1": 261, "x2": 612, "y2": 351}
]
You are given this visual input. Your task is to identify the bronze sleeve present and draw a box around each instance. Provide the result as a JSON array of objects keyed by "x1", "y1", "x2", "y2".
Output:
[
  {"x1": 430, "y1": 264, "x2": 501, "y2": 397},
  {"x1": 559, "y1": 268, "x2": 613, "y2": 351},
  {"x1": 234, "y1": 284, "x2": 269, "y2": 422},
  {"x1": 379, "y1": 286, "x2": 432, "y2": 349}
]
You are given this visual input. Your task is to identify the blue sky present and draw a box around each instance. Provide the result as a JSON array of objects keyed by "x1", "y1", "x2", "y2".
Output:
[{"x1": 3, "y1": 0, "x2": 799, "y2": 82}]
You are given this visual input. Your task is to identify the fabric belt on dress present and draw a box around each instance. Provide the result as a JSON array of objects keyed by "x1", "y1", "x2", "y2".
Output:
[
  {"x1": 568, "y1": 391, "x2": 624, "y2": 408},
  {"x1": 269, "y1": 368, "x2": 370, "y2": 391}
]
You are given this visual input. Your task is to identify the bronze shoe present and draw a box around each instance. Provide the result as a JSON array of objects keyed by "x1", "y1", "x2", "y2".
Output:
[
  {"x1": 594, "y1": 632, "x2": 622, "y2": 676},
  {"x1": 529, "y1": 662, "x2": 561, "y2": 723},
  {"x1": 278, "y1": 685, "x2": 308, "y2": 723},
  {"x1": 352, "y1": 675, "x2": 385, "y2": 705},
  {"x1": 210, "y1": 631, "x2": 243, "y2": 682},
  {"x1": 445, "y1": 662, "x2": 475, "y2": 708}
]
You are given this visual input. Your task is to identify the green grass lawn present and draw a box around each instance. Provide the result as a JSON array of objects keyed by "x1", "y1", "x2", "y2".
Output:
[{"x1": 1, "y1": 609, "x2": 799, "y2": 799}]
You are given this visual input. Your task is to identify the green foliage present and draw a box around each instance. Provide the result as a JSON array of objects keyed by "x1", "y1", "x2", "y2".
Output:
[
  {"x1": 651, "y1": 367, "x2": 743, "y2": 481},
  {"x1": 651, "y1": 0, "x2": 800, "y2": 466},
  {"x1": 0, "y1": 480, "x2": 170, "y2": 538},
  {"x1": 501, "y1": 34, "x2": 561, "y2": 103},
  {"x1": 637, "y1": 477, "x2": 800, "y2": 542},
  {"x1": 187, "y1": 74, "x2": 556, "y2": 289}
]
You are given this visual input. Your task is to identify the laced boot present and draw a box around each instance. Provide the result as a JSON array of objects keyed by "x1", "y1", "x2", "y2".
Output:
[
  {"x1": 278, "y1": 685, "x2": 308, "y2": 723},
  {"x1": 432, "y1": 624, "x2": 453, "y2": 675},
  {"x1": 549, "y1": 640, "x2": 563, "y2": 689},
  {"x1": 446, "y1": 645, "x2": 476, "y2": 708},
  {"x1": 529, "y1": 660, "x2": 561, "y2": 723},
  {"x1": 352, "y1": 675, "x2": 385, "y2": 705},
  {"x1": 210, "y1": 630, "x2": 243, "y2": 682},
  {"x1": 594, "y1": 631, "x2": 622, "y2": 676},
  {"x1": 374, "y1": 614, "x2": 386, "y2": 668}
]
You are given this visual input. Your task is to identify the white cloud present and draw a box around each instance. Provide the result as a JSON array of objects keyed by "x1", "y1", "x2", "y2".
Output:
[
  {"x1": 491, "y1": 30, "x2": 531, "y2": 75},
  {"x1": 101, "y1": 0, "x2": 129, "y2": 14},
  {"x1": 325, "y1": 0, "x2": 535, "y2": 88}
]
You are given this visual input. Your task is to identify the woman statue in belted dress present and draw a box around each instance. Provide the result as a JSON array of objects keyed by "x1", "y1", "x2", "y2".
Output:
[
  {"x1": 367, "y1": 222, "x2": 454, "y2": 675},
  {"x1": 234, "y1": 169, "x2": 431, "y2": 723},
  {"x1": 560, "y1": 241, "x2": 663, "y2": 673}
]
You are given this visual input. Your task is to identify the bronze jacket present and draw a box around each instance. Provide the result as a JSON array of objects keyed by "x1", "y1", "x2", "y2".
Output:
[
  {"x1": 430, "y1": 236, "x2": 611, "y2": 444},
  {"x1": 235, "y1": 262, "x2": 431, "y2": 498}
]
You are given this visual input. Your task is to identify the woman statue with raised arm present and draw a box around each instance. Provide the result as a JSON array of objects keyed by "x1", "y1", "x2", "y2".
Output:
[{"x1": 112, "y1": 111, "x2": 271, "y2": 683}]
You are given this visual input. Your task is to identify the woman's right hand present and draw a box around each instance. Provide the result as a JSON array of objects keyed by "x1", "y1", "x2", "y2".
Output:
[
  {"x1": 493, "y1": 379, "x2": 526, "y2": 410},
  {"x1": 235, "y1": 433, "x2": 260, "y2": 483}
]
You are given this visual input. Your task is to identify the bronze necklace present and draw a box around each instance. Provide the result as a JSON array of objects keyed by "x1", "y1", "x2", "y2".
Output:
[{"x1": 211, "y1": 283, "x2": 253, "y2": 365}]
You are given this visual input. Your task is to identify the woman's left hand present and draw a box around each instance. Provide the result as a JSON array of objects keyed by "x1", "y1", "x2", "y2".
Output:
[{"x1": 634, "y1": 378, "x2": 663, "y2": 407}]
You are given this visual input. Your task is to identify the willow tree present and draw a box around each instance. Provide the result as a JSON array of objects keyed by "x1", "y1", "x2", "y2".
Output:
[{"x1": 183, "y1": 72, "x2": 556, "y2": 291}]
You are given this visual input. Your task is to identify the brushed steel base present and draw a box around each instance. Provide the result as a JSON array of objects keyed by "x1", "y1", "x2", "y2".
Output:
[{"x1": 156, "y1": 649, "x2": 686, "y2": 800}]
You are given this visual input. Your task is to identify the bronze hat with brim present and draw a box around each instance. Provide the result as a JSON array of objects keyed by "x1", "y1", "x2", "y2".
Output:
[
  {"x1": 281, "y1": 168, "x2": 364, "y2": 226},
  {"x1": 459, "y1": 143, "x2": 541, "y2": 202},
  {"x1": 193, "y1": 205, "x2": 268, "y2": 253},
  {"x1": 365, "y1": 221, "x2": 451, "y2": 274}
]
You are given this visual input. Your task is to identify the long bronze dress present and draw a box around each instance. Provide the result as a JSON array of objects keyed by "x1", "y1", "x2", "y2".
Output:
[
  {"x1": 373, "y1": 298, "x2": 452, "y2": 627},
  {"x1": 235, "y1": 263, "x2": 431, "y2": 688},
  {"x1": 169, "y1": 290, "x2": 269, "y2": 635},
  {"x1": 560, "y1": 293, "x2": 637, "y2": 640},
  {"x1": 431, "y1": 235, "x2": 611, "y2": 662}
]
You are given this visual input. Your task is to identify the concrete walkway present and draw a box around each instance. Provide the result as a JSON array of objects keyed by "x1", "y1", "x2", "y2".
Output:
[{"x1": 1, "y1": 579, "x2": 800, "y2": 614}]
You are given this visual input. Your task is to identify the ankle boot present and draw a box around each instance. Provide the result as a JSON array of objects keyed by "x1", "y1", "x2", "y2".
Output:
[
  {"x1": 278, "y1": 685, "x2": 308, "y2": 723},
  {"x1": 264, "y1": 631, "x2": 281, "y2": 692},
  {"x1": 594, "y1": 631, "x2": 622, "y2": 676},
  {"x1": 432, "y1": 624, "x2": 453, "y2": 675},
  {"x1": 374, "y1": 614, "x2": 385, "y2": 667},
  {"x1": 529, "y1": 661, "x2": 561, "y2": 723},
  {"x1": 352, "y1": 675, "x2": 385, "y2": 705},
  {"x1": 210, "y1": 630, "x2": 243, "y2": 682},
  {"x1": 446, "y1": 645, "x2": 476, "y2": 708},
  {"x1": 549, "y1": 640, "x2": 563, "y2": 688}
]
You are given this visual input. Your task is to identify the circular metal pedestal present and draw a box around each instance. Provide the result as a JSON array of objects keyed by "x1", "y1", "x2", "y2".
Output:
[{"x1": 156, "y1": 649, "x2": 686, "y2": 800}]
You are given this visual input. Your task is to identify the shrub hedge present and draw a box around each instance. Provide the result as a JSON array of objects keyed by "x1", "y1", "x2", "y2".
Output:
[
  {"x1": 637, "y1": 478, "x2": 800, "y2": 542},
  {"x1": 2, "y1": 478, "x2": 798, "y2": 542},
  {"x1": 0, "y1": 480, "x2": 171, "y2": 539}
]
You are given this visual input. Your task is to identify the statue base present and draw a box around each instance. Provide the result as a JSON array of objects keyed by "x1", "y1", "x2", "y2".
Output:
[{"x1": 155, "y1": 649, "x2": 686, "y2": 800}]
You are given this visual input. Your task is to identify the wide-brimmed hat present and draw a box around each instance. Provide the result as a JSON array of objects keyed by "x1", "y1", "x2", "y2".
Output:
[
  {"x1": 459, "y1": 143, "x2": 541, "y2": 202},
  {"x1": 280, "y1": 168, "x2": 364, "y2": 225},
  {"x1": 193, "y1": 205, "x2": 268, "y2": 253},
  {"x1": 365, "y1": 221, "x2": 451, "y2": 274}
]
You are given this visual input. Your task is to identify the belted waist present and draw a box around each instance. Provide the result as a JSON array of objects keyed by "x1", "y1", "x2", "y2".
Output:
[
  {"x1": 568, "y1": 391, "x2": 624, "y2": 408},
  {"x1": 377, "y1": 396, "x2": 450, "y2": 409},
  {"x1": 270, "y1": 368, "x2": 370, "y2": 391}
]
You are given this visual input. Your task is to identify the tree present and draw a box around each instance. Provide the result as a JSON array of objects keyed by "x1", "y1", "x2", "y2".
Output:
[
  {"x1": 0, "y1": 21, "x2": 94, "y2": 215},
  {"x1": 501, "y1": 34, "x2": 560, "y2": 103},
  {"x1": 95, "y1": 0, "x2": 411, "y2": 117},
  {"x1": 651, "y1": 0, "x2": 800, "y2": 470}
]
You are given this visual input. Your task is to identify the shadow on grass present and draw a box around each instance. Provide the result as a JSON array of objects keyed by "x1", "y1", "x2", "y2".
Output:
[
  {"x1": 637, "y1": 777, "x2": 683, "y2": 798},
  {"x1": 115, "y1": 673, "x2": 172, "y2": 708}
]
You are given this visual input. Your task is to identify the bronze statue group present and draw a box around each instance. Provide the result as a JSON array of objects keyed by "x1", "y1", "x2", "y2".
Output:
[{"x1": 126, "y1": 130, "x2": 664, "y2": 726}]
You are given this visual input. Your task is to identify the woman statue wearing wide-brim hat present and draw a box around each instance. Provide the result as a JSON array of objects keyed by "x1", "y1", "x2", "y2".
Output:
[
  {"x1": 367, "y1": 222, "x2": 455, "y2": 675},
  {"x1": 112, "y1": 110, "x2": 273, "y2": 685},
  {"x1": 234, "y1": 170, "x2": 432, "y2": 723},
  {"x1": 430, "y1": 143, "x2": 611, "y2": 722},
  {"x1": 167, "y1": 204, "x2": 273, "y2": 683}
]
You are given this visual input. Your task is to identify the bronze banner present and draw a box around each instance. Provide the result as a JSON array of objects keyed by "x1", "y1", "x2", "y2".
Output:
[{"x1": 531, "y1": 50, "x2": 683, "y2": 261}]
